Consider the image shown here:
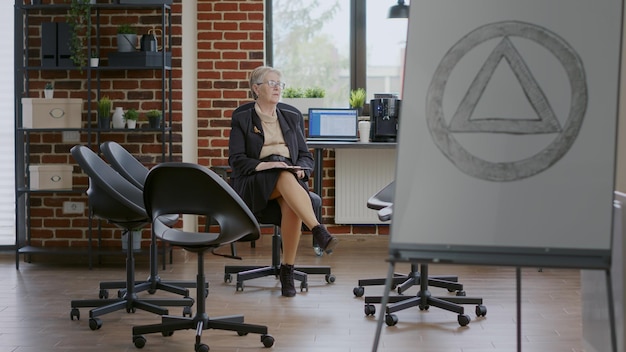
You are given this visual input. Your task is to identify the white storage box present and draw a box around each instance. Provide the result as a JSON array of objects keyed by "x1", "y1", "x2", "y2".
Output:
[
  {"x1": 22, "y1": 98, "x2": 83, "y2": 129},
  {"x1": 29, "y1": 164, "x2": 73, "y2": 190}
]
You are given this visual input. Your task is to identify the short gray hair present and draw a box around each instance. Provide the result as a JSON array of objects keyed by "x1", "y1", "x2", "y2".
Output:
[{"x1": 249, "y1": 66, "x2": 282, "y2": 100}]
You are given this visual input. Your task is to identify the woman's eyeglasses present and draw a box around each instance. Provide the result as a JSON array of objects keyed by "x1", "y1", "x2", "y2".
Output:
[{"x1": 257, "y1": 80, "x2": 286, "y2": 89}]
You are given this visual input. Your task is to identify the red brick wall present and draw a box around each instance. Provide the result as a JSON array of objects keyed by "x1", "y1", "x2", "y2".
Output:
[
  {"x1": 23, "y1": 0, "x2": 184, "y2": 249},
  {"x1": 23, "y1": 0, "x2": 386, "y2": 251}
]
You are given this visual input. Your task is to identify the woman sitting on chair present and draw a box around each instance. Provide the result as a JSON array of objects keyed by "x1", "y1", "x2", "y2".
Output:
[{"x1": 228, "y1": 66, "x2": 338, "y2": 297}]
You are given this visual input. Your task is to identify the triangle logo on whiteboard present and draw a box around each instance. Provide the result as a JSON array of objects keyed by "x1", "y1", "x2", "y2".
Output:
[{"x1": 448, "y1": 37, "x2": 562, "y2": 134}]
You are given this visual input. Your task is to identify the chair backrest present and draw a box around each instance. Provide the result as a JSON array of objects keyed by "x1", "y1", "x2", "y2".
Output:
[
  {"x1": 70, "y1": 145, "x2": 147, "y2": 227},
  {"x1": 367, "y1": 181, "x2": 394, "y2": 210},
  {"x1": 144, "y1": 162, "x2": 261, "y2": 245},
  {"x1": 100, "y1": 141, "x2": 149, "y2": 190},
  {"x1": 367, "y1": 181, "x2": 395, "y2": 222}
]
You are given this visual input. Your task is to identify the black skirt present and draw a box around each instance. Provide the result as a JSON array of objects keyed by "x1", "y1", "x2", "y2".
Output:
[{"x1": 231, "y1": 155, "x2": 309, "y2": 217}]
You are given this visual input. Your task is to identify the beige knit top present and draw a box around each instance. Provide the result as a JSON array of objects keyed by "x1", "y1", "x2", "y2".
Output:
[{"x1": 256, "y1": 104, "x2": 290, "y2": 160}]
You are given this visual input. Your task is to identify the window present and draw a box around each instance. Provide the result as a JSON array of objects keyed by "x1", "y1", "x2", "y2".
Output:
[
  {"x1": 0, "y1": 1, "x2": 14, "y2": 245},
  {"x1": 365, "y1": 1, "x2": 408, "y2": 101},
  {"x1": 270, "y1": 0, "x2": 409, "y2": 107},
  {"x1": 271, "y1": 0, "x2": 349, "y2": 107}
]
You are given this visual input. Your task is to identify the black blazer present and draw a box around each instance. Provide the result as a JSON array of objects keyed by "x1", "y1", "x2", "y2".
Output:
[{"x1": 228, "y1": 103, "x2": 314, "y2": 181}]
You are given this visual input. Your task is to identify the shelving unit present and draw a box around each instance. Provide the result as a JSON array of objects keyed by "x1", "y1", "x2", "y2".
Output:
[{"x1": 14, "y1": 1, "x2": 173, "y2": 269}]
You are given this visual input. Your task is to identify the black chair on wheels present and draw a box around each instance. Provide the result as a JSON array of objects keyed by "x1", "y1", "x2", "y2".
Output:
[
  {"x1": 353, "y1": 182, "x2": 459, "y2": 296},
  {"x1": 99, "y1": 141, "x2": 202, "y2": 297},
  {"x1": 132, "y1": 162, "x2": 274, "y2": 351},
  {"x1": 69, "y1": 145, "x2": 194, "y2": 330},
  {"x1": 356, "y1": 181, "x2": 487, "y2": 327},
  {"x1": 220, "y1": 102, "x2": 335, "y2": 292}
]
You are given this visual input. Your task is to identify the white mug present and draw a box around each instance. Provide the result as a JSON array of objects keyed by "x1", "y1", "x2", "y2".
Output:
[{"x1": 358, "y1": 121, "x2": 371, "y2": 143}]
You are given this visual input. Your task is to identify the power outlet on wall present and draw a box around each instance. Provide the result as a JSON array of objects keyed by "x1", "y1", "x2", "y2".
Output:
[
  {"x1": 63, "y1": 201, "x2": 85, "y2": 214},
  {"x1": 62, "y1": 131, "x2": 81, "y2": 143}
]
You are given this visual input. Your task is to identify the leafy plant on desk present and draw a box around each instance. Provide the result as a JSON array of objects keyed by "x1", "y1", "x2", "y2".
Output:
[{"x1": 349, "y1": 88, "x2": 366, "y2": 109}]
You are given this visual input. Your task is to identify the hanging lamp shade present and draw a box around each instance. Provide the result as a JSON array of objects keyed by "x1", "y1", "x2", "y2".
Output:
[{"x1": 388, "y1": 0, "x2": 409, "y2": 19}]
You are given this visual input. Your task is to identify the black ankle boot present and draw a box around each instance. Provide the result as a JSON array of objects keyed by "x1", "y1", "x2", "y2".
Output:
[
  {"x1": 279, "y1": 264, "x2": 296, "y2": 297},
  {"x1": 311, "y1": 225, "x2": 339, "y2": 255}
]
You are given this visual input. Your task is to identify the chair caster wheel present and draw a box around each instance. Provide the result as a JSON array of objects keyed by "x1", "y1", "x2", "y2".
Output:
[
  {"x1": 300, "y1": 281, "x2": 308, "y2": 292},
  {"x1": 70, "y1": 308, "x2": 80, "y2": 320},
  {"x1": 162, "y1": 331, "x2": 174, "y2": 337},
  {"x1": 237, "y1": 331, "x2": 249, "y2": 336},
  {"x1": 325, "y1": 274, "x2": 336, "y2": 283},
  {"x1": 261, "y1": 334, "x2": 275, "y2": 347},
  {"x1": 183, "y1": 306, "x2": 192, "y2": 317},
  {"x1": 117, "y1": 289, "x2": 125, "y2": 298},
  {"x1": 385, "y1": 314, "x2": 398, "y2": 326},
  {"x1": 353, "y1": 286, "x2": 365, "y2": 297},
  {"x1": 133, "y1": 335, "x2": 146, "y2": 348},
  {"x1": 313, "y1": 246, "x2": 324, "y2": 257},
  {"x1": 224, "y1": 273, "x2": 232, "y2": 283},
  {"x1": 476, "y1": 305, "x2": 487, "y2": 317},
  {"x1": 99, "y1": 289, "x2": 109, "y2": 299},
  {"x1": 126, "y1": 306, "x2": 137, "y2": 313},
  {"x1": 148, "y1": 288, "x2": 156, "y2": 294},
  {"x1": 236, "y1": 282, "x2": 244, "y2": 291},
  {"x1": 458, "y1": 314, "x2": 471, "y2": 326},
  {"x1": 456, "y1": 290, "x2": 466, "y2": 297},
  {"x1": 195, "y1": 343, "x2": 209, "y2": 352},
  {"x1": 89, "y1": 317, "x2": 102, "y2": 330},
  {"x1": 364, "y1": 304, "x2": 376, "y2": 316}
]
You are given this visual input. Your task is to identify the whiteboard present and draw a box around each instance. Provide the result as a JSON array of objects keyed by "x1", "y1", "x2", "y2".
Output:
[{"x1": 390, "y1": 0, "x2": 622, "y2": 269}]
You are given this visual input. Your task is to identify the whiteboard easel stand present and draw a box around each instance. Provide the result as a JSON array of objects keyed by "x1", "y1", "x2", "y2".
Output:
[{"x1": 371, "y1": 258, "x2": 617, "y2": 352}]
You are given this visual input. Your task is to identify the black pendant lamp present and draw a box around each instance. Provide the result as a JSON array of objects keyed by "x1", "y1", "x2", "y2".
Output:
[{"x1": 388, "y1": 0, "x2": 409, "y2": 19}]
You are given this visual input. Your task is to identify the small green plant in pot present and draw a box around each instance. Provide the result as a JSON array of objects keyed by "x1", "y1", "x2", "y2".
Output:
[
  {"x1": 97, "y1": 96, "x2": 112, "y2": 129},
  {"x1": 44, "y1": 82, "x2": 54, "y2": 99},
  {"x1": 146, "y1": 109, "x2": 162, "y2": 129},
  {"x1": 124, "y1": 108, "x2": 139, "y2": 129},
  {"x1": 349, "y1": 88, "x2": 366, "y2": 115},
  {"x1": 281, "y1": 86, "x2": 326, "y2": 114}
]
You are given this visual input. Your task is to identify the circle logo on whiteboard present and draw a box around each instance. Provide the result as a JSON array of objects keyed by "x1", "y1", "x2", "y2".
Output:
[{"x1": 426, "y1": 21, "x2": 587, "y2": 182}]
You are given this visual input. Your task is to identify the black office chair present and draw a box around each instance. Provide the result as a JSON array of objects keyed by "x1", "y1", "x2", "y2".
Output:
[
  {"x1": 99, "y1": 141, "x2": 202, "y2": 297},
  {"x1": 356, "y1": 181, "x2": 487, "y2": 326},
  {"x1": 132, "y1": 162, "x2": 274, "y2": 351},
  {"x1": 221, "y1": 102, "x2": 335, "y2": 292},
  {"x1": 68, "y1": 145, "x2": 194, "y2": 330},
  {"x1": 353, "y1": 181, "x2": 459, "y2": 296}
]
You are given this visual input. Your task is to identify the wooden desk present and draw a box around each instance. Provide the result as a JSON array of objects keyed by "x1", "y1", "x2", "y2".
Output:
[{"x1": 307, "y1": 140, "x2": 397, "y2": 221}]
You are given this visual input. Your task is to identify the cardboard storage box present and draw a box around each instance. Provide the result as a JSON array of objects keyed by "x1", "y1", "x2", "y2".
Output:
[
  {"x1": 29, "y1": 164, "x2": 73, "y2": 190},
  {"x1": 22, "y1": 98, "x2": 83, "y2": 129}
]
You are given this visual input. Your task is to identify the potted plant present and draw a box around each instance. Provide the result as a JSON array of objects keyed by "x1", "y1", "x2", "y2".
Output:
[
  {"x1": 97, "y1": 96, "x2": 112, "y2": 129},
  {"x1": 90, "y1": 50, "x2": 99, "y2": 67},
  {"x1": 349, "y1": 88, "x2": 366, "y2": 116},
  {"x1": 44, "y1": 82, "x2": 54, "y2": 99},
  {"x1": 117, "y1": 24, "x2": 137, "y2": 52},
  {"x1": 281, "y1": 86, "x2": 326, "y2": 114},
  {"x1": 146, "y1": 109, "x2": 162, "y2": 129},
  {"x1": 66, "y1": 0, "x2": 92, "y2": 69},
  {"x1": 124, "y1": 108, "x2": 139, "y2": 129}
]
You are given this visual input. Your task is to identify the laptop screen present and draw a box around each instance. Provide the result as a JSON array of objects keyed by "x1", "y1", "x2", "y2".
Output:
[{"x1": 307, "y1": 108, "x2": 359, "y2": 140}]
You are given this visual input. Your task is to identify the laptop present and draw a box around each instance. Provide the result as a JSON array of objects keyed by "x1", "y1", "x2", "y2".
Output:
[{"x1": 307, "y1": 108, "x2": 359, "y2": 141}]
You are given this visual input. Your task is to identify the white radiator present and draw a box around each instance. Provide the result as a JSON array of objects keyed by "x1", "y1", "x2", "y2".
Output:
[{"x1": 335, "y1": 149, "x2": 396, "y2": 224}]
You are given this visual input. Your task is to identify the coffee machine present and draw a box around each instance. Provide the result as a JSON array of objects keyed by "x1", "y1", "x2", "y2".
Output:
[{"x1": 369, "y1": 94, "x2": 400, "y2": 142}]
